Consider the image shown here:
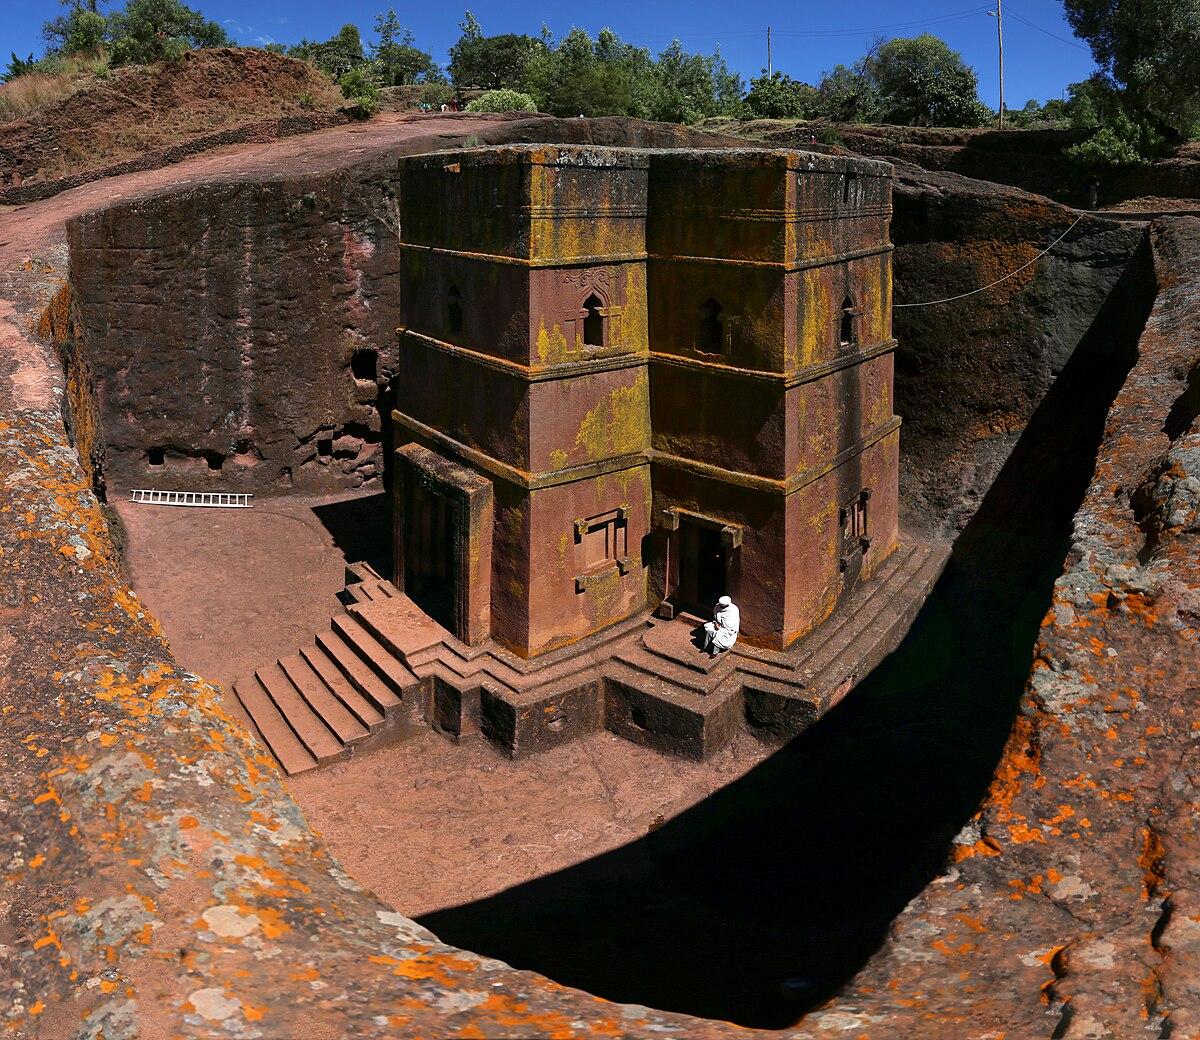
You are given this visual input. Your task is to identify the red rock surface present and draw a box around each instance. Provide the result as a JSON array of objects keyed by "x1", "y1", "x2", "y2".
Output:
[
  {"x1": 0, "y1": 113, "x2": 1196, "y2": 1039},
  {"x1": 787, "y1": 218, "x2": 1199, "y2": 1038}
]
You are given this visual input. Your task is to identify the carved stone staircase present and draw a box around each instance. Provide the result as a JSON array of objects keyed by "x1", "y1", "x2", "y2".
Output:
[
  {"x1": 233, "y1": 564, "x2": 425, "y2": 775},
  {"x1": 235, "y1": 543, "x2": 950, "y2": 774}
]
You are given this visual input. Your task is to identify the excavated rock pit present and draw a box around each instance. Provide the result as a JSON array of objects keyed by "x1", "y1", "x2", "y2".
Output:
[{"x1": 2, "y1": 113, "x2": 1194, "y2": 1039}]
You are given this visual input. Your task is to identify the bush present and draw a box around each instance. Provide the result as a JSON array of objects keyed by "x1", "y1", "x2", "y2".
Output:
[
  {"x1": 417, "y1": 81, "x2": 454, "y2": 109},
  {"x1": 106, "y1": 0, "x2": 229, "y2": 67},
  {"x1": 1066, "y1": 110, "x2": 1165, "y2": 167},
  {"x1": 744, "y1": 71, "x2": 818, "y2": 119},
  {"x1": 338, "y1": 66, "x2": 379, "y2": 118},
  {"x1": 465, "y1": 88, "x2": 537, "y2": 113}
]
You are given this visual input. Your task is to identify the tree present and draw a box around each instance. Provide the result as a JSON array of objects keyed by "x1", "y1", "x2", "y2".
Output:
[
  {"x1": 372, "y1": 10, "x2": 441, "y2": 86},
  {"x1": 525, "y1": 27, "x2": 646, "y2": 117},
  {"x1": 43, "y1": 0, "x2": 111, "y2": 53},
  {"x1": 448, "y1": 12, "x2": 545, "y2": 89},
  {"x1": 816, "y1": 61, "x2": 881, "y2": 123},
  {"x1": 814, "y1": 34, "x2": 986, "y2": 127},
  {"x1": 3, "y1": 53, "x2": 40, "y2": 82},
  {"x1": 1064, "y1": 0, "x2": 1200, "y2": 138},
  {"x1": 339, "y1": 65, "x2": 379, "y2": 118},
  {"x1": 871, "y1": 34, "x2": 988, "y2": 127},
  {"x1": 744, "y1": 71, "x2": 819, "y2": 119},
  {"x1": 647, "y1": 40, "x2": 742, "y2": 124},
  {"x1": 289, "y1": 24, "x2": 366, "y2": 79},
  {"x1": 105, "y1": 0, "x2": 227, "y2": 66}
]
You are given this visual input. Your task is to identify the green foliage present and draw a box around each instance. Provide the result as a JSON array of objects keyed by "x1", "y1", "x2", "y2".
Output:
[
  {"x1": 106, "y1": 0, "x2": 228, "y2": 66},
  {"x1": 3, "y1": 53, "x2": 41, "y2": 82},
  {"x1": 465, "y1": 87, "x2": 536, "y2": 112},
  {"x1": 418, "y1": 81, "x2": 454, "y2": 108},
  {"x1": 524, "y1": 27, "x2": 648, "y2": 117},
  {"x1": 1065, "y1": 109, "x2": 1166, "y2": 167},
  {"x1": 1064, "y1": 0, "x2": 1200, "y2": 138},
  {"x1": 289, "y1": 24, "x2": 366, "y2": 79},
  {"x1": 372, "y1": 10, "x2": 441, "y2": 86},
  {"x1": 338, "y1": 65, "x2": 379, "y2": 118},
  {"x1": 744, "y1": 70, "x2": 819, "y2": 119},
  {"x1": 648, "y1": 39, "x2": 742, "y2": 124},
  {"x1": 449, "y1": 12, "x2": 545, "y2": 89},
  {"x1": 813, "y1": 35, "x2": 986, "y2": 127},
  {"x1": 816, "y1": 61, "x2": 881, "y2": 123},
  {"x1": 446, "y1": 17, "x2": 738, "y2": 124},
  {"x1": 871, "y1": 35, "x2": 988, "y2": 127}
]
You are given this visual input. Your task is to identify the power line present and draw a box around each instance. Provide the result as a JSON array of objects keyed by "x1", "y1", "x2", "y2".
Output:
[
  {"x1": 621, "y1": 7, "x2": 993, "y2": 44},
  {"x1": 772, "y1": 8, "x2": 993, "y2": 37},
  {"x1": 894, "y1": 215, "x2": 1084, "y2": 309},
  {"x1": 1007, "y1": 11, "x2": 1092, "y2": 52}
]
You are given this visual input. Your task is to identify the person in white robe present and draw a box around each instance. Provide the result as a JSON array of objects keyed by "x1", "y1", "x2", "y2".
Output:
[{"x1": 703, "y1": 595, "x2": 740, "y2": 656}]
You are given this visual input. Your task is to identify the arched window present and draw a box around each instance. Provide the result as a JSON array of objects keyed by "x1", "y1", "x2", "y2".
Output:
[
  {"x1": 840, "y1": 295, "x2": 856, "y2": 346},
  {"x1": 447, "y1": 285, "x2": 463, "y2": 336},
  {"x1": 582, "y1": 293, "x2": 604, "y2": 347},
  {"x1": 697, "y1": 297, "x2": 724, "y2": 355}
]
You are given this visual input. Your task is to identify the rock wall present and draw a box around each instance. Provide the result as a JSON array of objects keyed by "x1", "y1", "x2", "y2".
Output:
[
  {"x1": 69, "y1": 167, "x2": 403, "y2": 494},
  {"x1": 891, "y1": 164, "x2": 1148, "y2": 534},
  {"x1": 3, "y1": 112, "x2": 1197, "y2": 1039},
  {"x1": 785, "y1": 216, "x2": 1199, "y2": 1039},
  {"x1": 66, "y1": 116, "x2": 744, "y2": 497}
]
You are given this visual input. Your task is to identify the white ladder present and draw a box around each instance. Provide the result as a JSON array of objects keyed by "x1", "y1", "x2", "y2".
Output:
[{"x1": 130, "y1": 489, "x2": 254, "y2": 508}]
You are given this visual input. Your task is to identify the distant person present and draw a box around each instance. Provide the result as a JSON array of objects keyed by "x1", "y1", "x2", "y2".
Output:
[
  {"x1": 703, "y1": 595, "x2": 740, "y2": 657},
  {"x1": 1086, "y1": 175, "x2": 1100, "y2": 210}
]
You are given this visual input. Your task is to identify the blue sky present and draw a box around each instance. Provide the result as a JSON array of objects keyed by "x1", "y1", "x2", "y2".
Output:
[{"x1": 4, "y1": 1, "x2": 1097, "y2": 107}]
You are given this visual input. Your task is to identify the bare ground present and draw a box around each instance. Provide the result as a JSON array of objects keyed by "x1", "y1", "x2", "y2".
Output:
[{"x1": 113, "y1": 489, "x2": 775, "y2": 916}]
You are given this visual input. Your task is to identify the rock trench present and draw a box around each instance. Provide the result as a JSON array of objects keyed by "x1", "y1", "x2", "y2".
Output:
[{"x1": 0, "y1": 114, "x2": 1195, "y2": 1039}]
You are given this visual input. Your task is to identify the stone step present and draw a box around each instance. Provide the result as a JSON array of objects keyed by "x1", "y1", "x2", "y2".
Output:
[
  {"x1": 233, "y1": 677, "x2": 318, "y2": 776},
  {"x1": 346, "y1": 560, "x2": 383, "y2": 584},
  {"x1": 800, "y1": 546, "x2": 933, "y2": 686},
  {"x1": 279, "y1": 654, "x2": 369, "y2": 746},
  {"x1": 612, "y1": 642, "x2": 730, "y2": 695},
  {"x1": 315, "y1": 629, "x2": 404, "y2": 721},
  {"x1": 789, "y1": 543, "x2": 919, "y2": 675},
  {"x1": 255, "y1": 663, "x2": 346, "y2": 765},
  {"x1": 604, "y1": 659, "x2": 742, "y2": 760},
  {"x1": 299, "y1": 643, "x2": 385, "y2": 731},
  {"x1": 331, "y1": 614, "x2": 420, "y2": 696},
  {"x1": 347, "y1": 579, "x2": 399, "y2": 605},
  {"x1": 806, "y1": 545, "x2": 945, "y2": 696}
]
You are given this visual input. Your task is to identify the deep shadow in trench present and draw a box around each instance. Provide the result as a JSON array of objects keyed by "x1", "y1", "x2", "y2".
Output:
[{"x1": 419, "y1": 239, "x2": 1156, "y2": 1030}]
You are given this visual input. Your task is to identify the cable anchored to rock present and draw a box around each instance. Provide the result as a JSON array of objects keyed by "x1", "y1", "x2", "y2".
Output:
[{"x1": 894, "y1": 214, "x2": 1085, "y2": 308}]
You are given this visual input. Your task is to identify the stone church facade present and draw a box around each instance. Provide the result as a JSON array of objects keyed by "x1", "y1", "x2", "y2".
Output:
[{"x1": 391, "y1": 144, "x2": 898, "y2": 659}]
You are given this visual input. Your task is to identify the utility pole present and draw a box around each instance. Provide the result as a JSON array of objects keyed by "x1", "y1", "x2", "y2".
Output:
[
  {"x1": 989, "y1": 0, "x2": 1005, "y2": 128},
  {"x1": 767, "y1": 26, "x2": 773, "y2": 76}
]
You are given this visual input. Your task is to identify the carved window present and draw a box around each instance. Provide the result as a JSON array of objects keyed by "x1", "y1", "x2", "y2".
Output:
[
  {"x1": 697, "y1": 297, "x2": 724, "y2": 355},
  {"x1": 840, "y1": 295, "x2": 857, "y2": 347},
  {"x1": 843, "y1": 171, "x2": 859, "y2": 206},
  {"x1": 582, "y1": 293, "x2": 604, "y2": 347},
  {"x1": 446, "y1": 285, "x2": 463, "y2": 336},
  {"x1": 574, "y1": 509, "x2": 630, "y2": 591},
  {"x1": 841, "y1": 490, "x2": 869, "y2": 543}
]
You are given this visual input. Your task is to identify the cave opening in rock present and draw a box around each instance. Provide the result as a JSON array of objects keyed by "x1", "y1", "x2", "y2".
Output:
[
  {"x1": 146, "y1": 446, "x2": 165, "y2": 467},
  {"x1": 351, "y1": 349, "x2": 378, "y2": 382}
]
